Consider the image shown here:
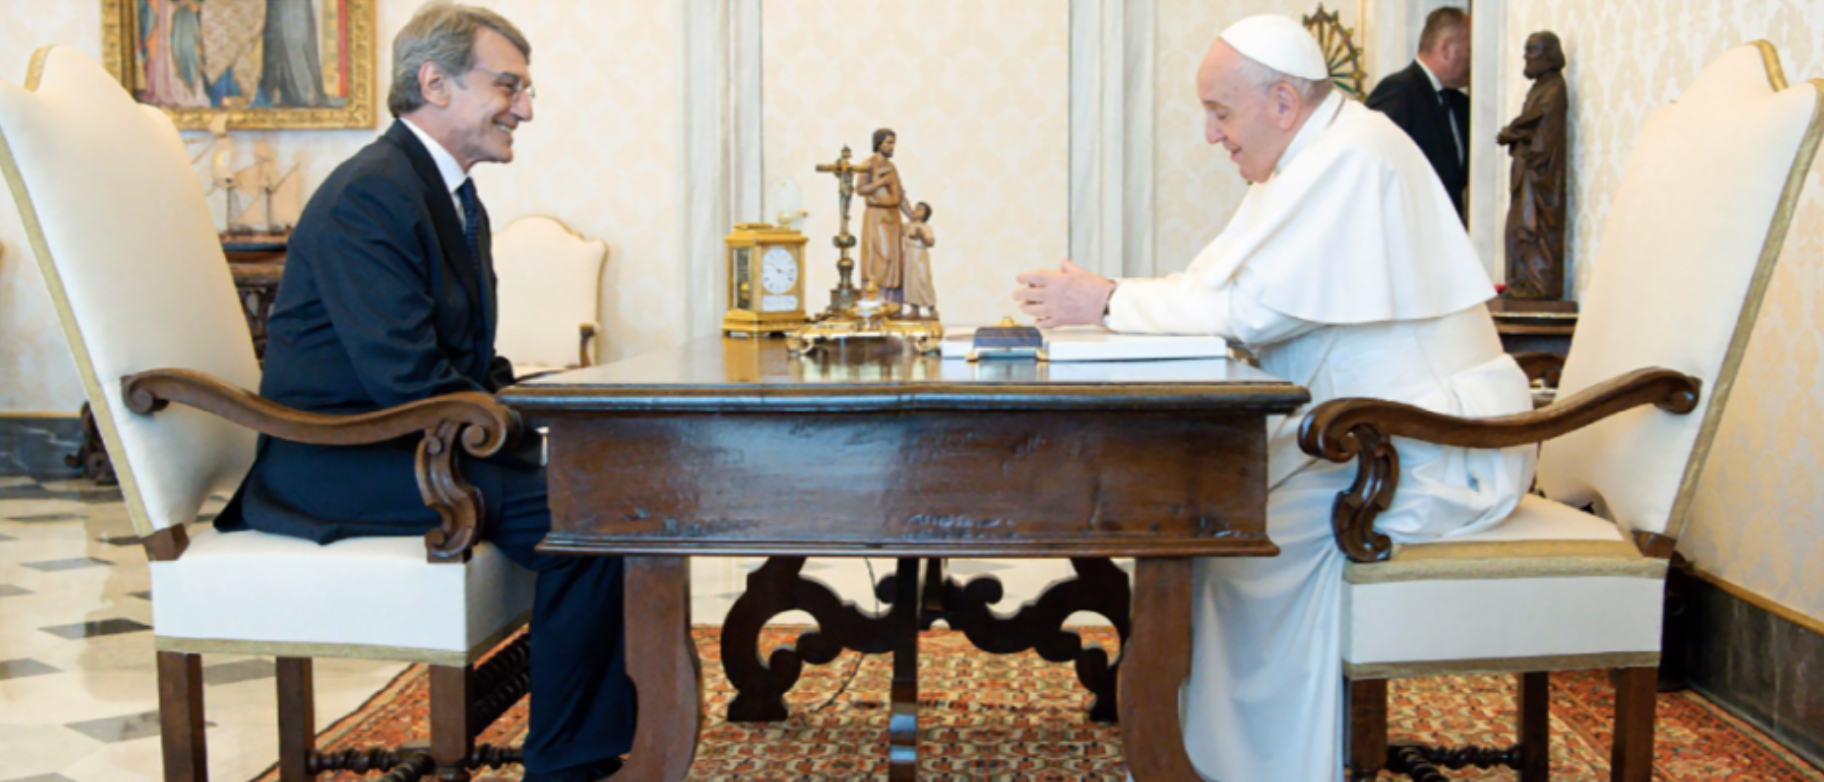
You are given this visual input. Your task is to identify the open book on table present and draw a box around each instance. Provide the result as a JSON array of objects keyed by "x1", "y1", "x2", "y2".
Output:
[{"x1": 939, "y1": 325, "x2": 1233, "y2": 362}]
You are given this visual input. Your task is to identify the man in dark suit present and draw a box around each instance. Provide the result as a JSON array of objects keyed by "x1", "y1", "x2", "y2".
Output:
[
  {"x1": 216, "y1": 5, "x2": 631, "y2": 781},
  {"x1": 1368, "y1": 7, "x2": 1472, "y2": 221}
]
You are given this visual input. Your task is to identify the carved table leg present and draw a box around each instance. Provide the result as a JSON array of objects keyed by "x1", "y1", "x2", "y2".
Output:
[
  {"x1": 1119, "y1": 558, "x2": 1199, "y2": 781},
  {"x1": 941, "y1": 557, "x2": 1130, "y2": 722},
  {"x1": 889, "y1": 558, "x2": 920, "y2": 782},
  {"x1": 622, "y1": 556, "x2": 699, "y2": 782},
  {"x1": 723, "y1": 557, "x2": 893, "y2": 722}
]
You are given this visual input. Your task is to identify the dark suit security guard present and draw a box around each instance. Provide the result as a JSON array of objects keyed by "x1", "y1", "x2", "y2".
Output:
[
  {"x1": 215, "y1": 5, "x2": 632, "y2": 780},
  {"x1": 1368, "y1": 7, "x2": 1473, "y2": 222}
]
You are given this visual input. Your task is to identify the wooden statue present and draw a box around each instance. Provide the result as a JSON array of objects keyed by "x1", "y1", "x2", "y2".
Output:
[
  {"x1": 1497, "y1": 31, "x2": 1569, "y2": 302},
  {"x1": 901, "y1": 201, "x2": 937, "y2": 319},
  {"x1": 855, "y1": 128, "x2": 916, "y2": 303}
]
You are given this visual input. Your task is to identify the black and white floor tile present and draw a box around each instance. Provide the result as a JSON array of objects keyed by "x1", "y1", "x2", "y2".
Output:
[{"x1": 2, "y1": 461, "x2": 1100, "y2": 780}]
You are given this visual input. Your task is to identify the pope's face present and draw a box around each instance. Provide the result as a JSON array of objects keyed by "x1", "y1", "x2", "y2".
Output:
[
  {"x1": 1198, "y1": 42, "x2": 1298, "y2": 184},
  {"x1": 446, "y1": 28, "x2": 534, "y2": 169}
]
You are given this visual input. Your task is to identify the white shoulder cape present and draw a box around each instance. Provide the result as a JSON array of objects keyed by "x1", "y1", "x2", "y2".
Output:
[{"x1": 1190, "y1": 93, "x2": 1495, "y2": 324}]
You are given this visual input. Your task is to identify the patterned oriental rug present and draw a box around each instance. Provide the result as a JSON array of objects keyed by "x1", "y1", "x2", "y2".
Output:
[{"x1": 255, "y1": 628, "x2": 1824, "y2": 781}]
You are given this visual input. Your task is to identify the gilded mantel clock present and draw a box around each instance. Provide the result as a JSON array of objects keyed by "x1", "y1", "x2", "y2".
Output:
[{"x1": 723, "y1": 223, "x2": 811, "y2": 336}]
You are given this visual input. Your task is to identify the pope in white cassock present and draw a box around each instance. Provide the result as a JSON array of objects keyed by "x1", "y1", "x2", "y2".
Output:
[{"x1": 1013, "y1": 15, "x2": 1537, "y2": 782}]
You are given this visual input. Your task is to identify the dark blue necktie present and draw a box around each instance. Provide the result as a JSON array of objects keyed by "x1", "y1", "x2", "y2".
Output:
[{"x1": 455, "y1": 179, "x2": 491, "y2": 328}]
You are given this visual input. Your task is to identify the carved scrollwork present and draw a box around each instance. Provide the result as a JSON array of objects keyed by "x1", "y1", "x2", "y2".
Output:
[
  {"x1": 722, "y1": 557, "x2": 894, "y2": 722},
  {"x1": 934, "y1": 558, "x2": 1131, "y2": 723},
  {"x1": 1329, "y1": 425, "x2": 1399, "y2": 563}
]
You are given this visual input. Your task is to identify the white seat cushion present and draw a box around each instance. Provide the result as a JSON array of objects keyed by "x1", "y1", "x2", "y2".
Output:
[
  {"x1": 150, "y1": 527, "x2": 535, "y2": 665},
  {"x1": 1342, "y1": 495, "x2": 1667, "y2": 678}
]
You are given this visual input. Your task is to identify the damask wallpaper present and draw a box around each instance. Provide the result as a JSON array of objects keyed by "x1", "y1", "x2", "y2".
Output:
[
  {"x1": 1152, "y1": 0, "x2": 1361, "y2": 274},
  {"x1": 1501, "y1": 0, "x2": 1824, "y2": 623},
  {"x1": 761, "y1": 0, "x2": 1069, "y2": 325}
]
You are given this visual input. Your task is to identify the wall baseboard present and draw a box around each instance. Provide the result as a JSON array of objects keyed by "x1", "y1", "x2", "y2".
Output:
[
  {"x1": 0, "y1": 414, "x2": 83, "y2": 480},
  {"x1": 1682, "y1": 567, "x2": 1824, "y2": 770}
]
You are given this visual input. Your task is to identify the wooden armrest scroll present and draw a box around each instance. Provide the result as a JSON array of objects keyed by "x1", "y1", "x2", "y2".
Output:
[
  {"x1": 1295, "y1": 367, "x2": 1701, "y2": 563},
  {"x1": 1512, "y1": 352, "x2": 1565, "y2": 387},
  {"x1": 122, "y1": 369, "x2": 522, "y2": 564},
  {"x1": 578, "y1": 323, "x2": 598, "y2": 368}
]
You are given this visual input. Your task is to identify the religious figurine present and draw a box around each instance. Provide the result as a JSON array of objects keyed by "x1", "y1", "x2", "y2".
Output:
[
  {"x1": 855, "y1": 128, "x2": 917, "y2": 303},
  {"x1": 814, "y1": 145, "x2": 866, "y2": 314},
  {"x1": 901, "y1": 201, "x2": 937, "y2": 320},
  {"x1": 1497, "y1": 31, "x2": 1570, "y2": 302}
]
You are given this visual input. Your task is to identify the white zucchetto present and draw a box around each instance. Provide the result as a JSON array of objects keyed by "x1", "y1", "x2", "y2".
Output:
[{"x1": 1218, "y1": 15, "x2": 1330, "y2": 81}]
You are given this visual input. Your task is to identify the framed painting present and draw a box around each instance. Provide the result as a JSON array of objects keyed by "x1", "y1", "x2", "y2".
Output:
[{"x1": 101, "y1": 0, "x2": 375, "y2": 130}]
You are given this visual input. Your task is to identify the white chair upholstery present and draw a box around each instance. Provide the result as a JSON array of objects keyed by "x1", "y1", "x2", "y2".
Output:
[
  {"x1": 2, "y1": 45, "x2": 534, "y2": 779},
  {"x1": 1328, "y1": 43, "x2": 1822, "y2": 782},
  {"x1": 492, "y1": 215, "x2": 606, "y2": 375},
  {"x1": 151, "y1": 529, "x2": 533, "y2": 665},
  {"x1": 1537, "y1": 44, "x2": 1824, "y2": 539}
]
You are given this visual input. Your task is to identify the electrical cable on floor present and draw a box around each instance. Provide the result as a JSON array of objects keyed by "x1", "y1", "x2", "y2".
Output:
[{"x1": 806, "y1": 557, "x2": 878, "y2": 713}]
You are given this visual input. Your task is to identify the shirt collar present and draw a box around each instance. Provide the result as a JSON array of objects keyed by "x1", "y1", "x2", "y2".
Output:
[
  {"x1": 400, "y1": 117, "x2": 469, "y2": 195},
  {"x1": 1416, "y1": 59, "x2": 1445, "y2": 92},
  {"x1": 1273, "y1": 89, "x2": 1346, "y2": 177}
]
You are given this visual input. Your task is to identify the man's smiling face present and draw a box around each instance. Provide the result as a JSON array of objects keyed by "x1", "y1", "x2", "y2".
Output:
[{"x1": 446, "y1": 27, "x2": 533, "y2": 170}]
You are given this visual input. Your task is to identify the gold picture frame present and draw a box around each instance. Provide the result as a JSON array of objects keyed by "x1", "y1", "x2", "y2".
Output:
[{"x1": 101, "y1": 0, "x2": 376, "y2": 130}]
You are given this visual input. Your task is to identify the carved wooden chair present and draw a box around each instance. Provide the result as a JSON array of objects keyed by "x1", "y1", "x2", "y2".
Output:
[
  {"x1": 0, "y1": 46, "x2": 534, "y2": 782},
  {"x1": 1299, "y1": 43, "x2": 1822, "y2": 781},
  {"x1": 492, "y1": 215, "x2": 607, "y2": 377}
]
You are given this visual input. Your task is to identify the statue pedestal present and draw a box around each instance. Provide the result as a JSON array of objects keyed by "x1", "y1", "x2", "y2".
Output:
[{"x1": 1489, "y1": 297, "x2": 1578, "y2": 357}]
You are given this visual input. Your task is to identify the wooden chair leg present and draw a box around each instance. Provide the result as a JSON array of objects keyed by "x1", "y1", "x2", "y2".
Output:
[
  {"x1": 1611, "y1": 666, "x2": 1658, "y2": 782},
  {"x1": 157, "y1": 651, "x2": 208, "y2": 782},
  {"x1": 1518, "y1": 671, "x2": 1550, "y2": 782},
  {"x1": 1346, "y1": 678, "x2": 1389, "y2": 779},
  {"x1": 430, "y1": 665, "x2": 473, "y2": 782},
  {"x1": 276, "y1": 658, "x2": 317, "y2": 782}
]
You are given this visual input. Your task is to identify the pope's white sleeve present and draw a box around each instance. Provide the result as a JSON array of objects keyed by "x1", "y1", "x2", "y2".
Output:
[
  {"x1": 1228, "y1": 284, "x2": 1322, "y2": 346},
  {"x1": 1102, "y1": 273, "x2": 1235, "y2": 337}
]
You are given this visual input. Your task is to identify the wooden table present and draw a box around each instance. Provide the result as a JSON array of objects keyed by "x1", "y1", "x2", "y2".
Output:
[{"x1": 499, "y1": 337, "x2": 1308, "y2": 781}]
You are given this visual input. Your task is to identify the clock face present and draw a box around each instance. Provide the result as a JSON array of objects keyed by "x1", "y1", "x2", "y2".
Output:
[{"x1": 760, "y1": 246, "x2": 799, "y2": 295}]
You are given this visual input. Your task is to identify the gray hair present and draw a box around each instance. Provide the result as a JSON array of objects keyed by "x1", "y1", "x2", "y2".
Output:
[
  {"x1": 1232, "y1": 53, "x2": 1333, "y2": 104},
  {"x1": 388, "y1": 1, "x2": 531, "y2": 117}
]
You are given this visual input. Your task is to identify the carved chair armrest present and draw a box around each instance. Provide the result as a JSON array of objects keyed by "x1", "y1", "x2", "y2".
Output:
[
  {"x1": 578, "y1": 323, "x2": 598, "y2": 368},
  {"x1": 1295, "y1": 367, "x2": 1701, "y2": 563},
  {"x1": 121, "y1": 369, "x2": 522, "y2": 563},
  {"x1": 1512, "y1": 351, "x2": 1565, "y2": 387}
]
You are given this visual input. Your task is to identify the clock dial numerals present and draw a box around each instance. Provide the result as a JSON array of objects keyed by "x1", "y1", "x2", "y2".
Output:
[{"x1": 760, "y1": 247, "x2": 799, "y2": 295}]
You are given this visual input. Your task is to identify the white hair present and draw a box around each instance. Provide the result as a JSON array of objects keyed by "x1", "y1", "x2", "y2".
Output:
[{"x1": 1233, "y1": 52, "x2": 1332, "y2": 103}]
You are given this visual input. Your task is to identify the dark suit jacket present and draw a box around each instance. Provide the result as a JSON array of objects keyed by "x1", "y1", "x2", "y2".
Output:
[
  {"x1": 1368, "y1": 61, "x2": 1471, "y2": 220},
  {"x1": 217, "y1": 120, "x2": 523, "y2": 544}
]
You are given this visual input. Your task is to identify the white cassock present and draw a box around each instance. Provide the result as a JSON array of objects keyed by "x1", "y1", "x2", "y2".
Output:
[{"x1": 1106, "y1": 90, "x2": 1537, "y2": 782}]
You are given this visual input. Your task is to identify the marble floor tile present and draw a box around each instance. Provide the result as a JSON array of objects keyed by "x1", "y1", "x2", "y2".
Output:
[
  {"x1": 125, "y1": 590, "x2": 150, "y2": 601},
  {"x1": 0, "y1": 584, "x2": 32, "y2": 597},
  {"x1": 7, "y1": 513, "x2": 85, "y2": 524},
  {"x1": 0, "y1": 532, "x2": 16, "y2": 542},
  {"x1": 22, "y1": 557, "x2": 113, "y2": 572},
  {"x1": 93, "y1": 535, "x2": 140, "y2": 547},
  {"x1": 0, "y1": 658, "x2": 61, "y2": 679},
  {"x1": 202, "y1": 658, "x2": 276, "y2": 686},
  {"x1": 39, "y1": 618, "x2": 152, "y2": 640},
  {"x1": 0, "y1": 475, "x2": 40, "y2": 488},
  {"x1": 4, "y1": 774, "x2": 83, "y2": 782},
  {"x1": 63, "y1": 710, "x2": 195, "y2": 743}
]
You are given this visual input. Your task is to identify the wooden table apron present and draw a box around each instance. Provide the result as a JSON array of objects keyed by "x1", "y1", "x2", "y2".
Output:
[{"x1": 499, "y1": 339, "x2": 1308, "y2": 782}]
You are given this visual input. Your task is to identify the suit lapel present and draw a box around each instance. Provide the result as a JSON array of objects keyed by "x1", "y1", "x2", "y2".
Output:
[
  {"x1": 1409, "y1": 64, "x2": 1465, "y2": 179},
  {"x1": 383, "y1": 122, "x2": 485, "y2": 322}
]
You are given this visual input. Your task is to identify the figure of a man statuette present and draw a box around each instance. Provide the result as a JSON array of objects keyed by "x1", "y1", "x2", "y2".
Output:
[
  {"x1": 856, "y1": 128, "x2": 917, "y2": 302},
  {"x1": 1497, "y1": 31, "x2": 1570, "y2": 301}
]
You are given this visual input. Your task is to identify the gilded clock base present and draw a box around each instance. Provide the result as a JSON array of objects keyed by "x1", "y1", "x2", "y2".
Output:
[{"x1": 724, "y1": 312, "x2": 809, "y2": 337}]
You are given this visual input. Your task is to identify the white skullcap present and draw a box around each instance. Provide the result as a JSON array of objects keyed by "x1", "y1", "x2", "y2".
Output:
[{"x1": 1218, "y1": 15, "x2": 1329, "y2": 81}]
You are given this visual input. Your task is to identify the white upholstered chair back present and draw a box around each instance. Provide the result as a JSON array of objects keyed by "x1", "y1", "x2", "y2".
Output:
[
  {"x1": 1537, "y1": 43, "x2": 1822, "y2": 539},
  {"x1": 0, "y1": 47, "x2": 259, "y2": 536},
  {"x1": 493, "y1": 216, "x2": 606, "y2": 370}
]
